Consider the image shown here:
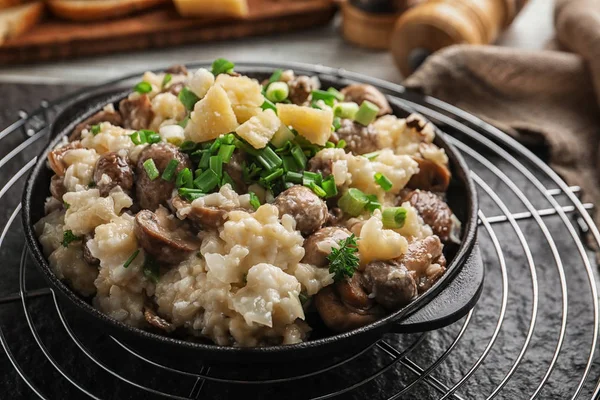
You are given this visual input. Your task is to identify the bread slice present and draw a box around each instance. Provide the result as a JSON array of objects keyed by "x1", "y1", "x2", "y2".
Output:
[
  {"x1": 0, "y1": 0, "x2": 29, "y2": 11},
  {"x1": 0, "y1": 2, "x2": 44, "y2": 44},
  {"x1": 48, "y1": 0, "x2": 169, "y2": 21},
  {"x1": 174, "y1": 0, "x2": 249, "y2": 18}
]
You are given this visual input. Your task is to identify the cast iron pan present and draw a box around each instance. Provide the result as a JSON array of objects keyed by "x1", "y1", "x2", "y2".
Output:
[{"x1": 22, "y1": 63, "x2": 482, "y2": 364}]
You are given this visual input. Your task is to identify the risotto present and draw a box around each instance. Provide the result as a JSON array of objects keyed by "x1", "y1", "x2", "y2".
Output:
[{"x1": 35, "y1": 60, "x2": 461, "y2": 347}]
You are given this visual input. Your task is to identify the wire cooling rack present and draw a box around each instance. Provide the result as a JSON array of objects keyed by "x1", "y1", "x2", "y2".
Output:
[{"x1": 0, "y1": 62, "x2": 599, "y2": 399}]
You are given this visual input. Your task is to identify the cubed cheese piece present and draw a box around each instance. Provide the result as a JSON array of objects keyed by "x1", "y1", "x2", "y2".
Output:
[
  {"x1": 186, "y1": 68, "x2": 215, "y2": 99},
  {"x1": 185, "y1": 85, "x2": 239, "y2": 142},
  {"x1": 174, "y1": 0, "x2": 249, "y2": 17},
  {"x1": 276, "y1": 104, "x2": 334, "y2": 146},
  {"x1": 235, "y1": 109, "x2": 281, "y2": 149},
  {"x1": 233, "y1": 105, "x2": 261, "y2": 123},
  {"x1": 215, "y1": 74, "x2": 264, "y2": 123}
]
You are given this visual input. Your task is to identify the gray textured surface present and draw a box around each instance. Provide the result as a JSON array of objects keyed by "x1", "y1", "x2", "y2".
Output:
[{"x1": 1, "y1": 76, "x2": 599, "y2": 399}]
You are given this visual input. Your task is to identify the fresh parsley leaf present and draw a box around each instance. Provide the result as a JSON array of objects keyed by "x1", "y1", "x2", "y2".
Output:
[
  {"x1": 61, "y1": 230, "x2": 82, "y2": 248},
  {"x1": 327, "y1": 234, "x2": 360, "y2": 282}
]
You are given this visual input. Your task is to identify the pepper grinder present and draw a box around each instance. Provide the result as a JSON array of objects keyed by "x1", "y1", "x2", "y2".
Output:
[
  {"x1": 390, "y1": 0, "x2": 529, "y2": 76},
  {"x1": 341, "y1": 0, "x2": 424, "y2": 50}
]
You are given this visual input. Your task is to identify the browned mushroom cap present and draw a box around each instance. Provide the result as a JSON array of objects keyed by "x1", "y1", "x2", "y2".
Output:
[
  {"x1": 363, "y1": 260, "x2": 418, "y2": 310},
  {"x1": 93, "y1": 152, "x2": 134, "y2": 197},
  {"x1": 314, "y1": 285, "x2": 384, "y2": 333},
  {"x1": 165, "y1": 64, "x2": 188, "y2": 75},
  {"x1": 47, "y1": 141, "x2": 82, "y2": 176},
  {"x1": 134, "y1": 209, "x2": 200, "y2": 265},
  {"x1": 83, "y1": 234, "x2": 100, "y2": 266},
  {"x1": 170, "y1": 195, "x2": 231, "y2": 229},
  {"x1": 144, "y1": 304, "x2": 176, "y2": 333},
  {"x1": 302, "y1": 226, "x2": 351, "y2": 267},
  {"x1": 119, "y1": 94, "x2": 155, "y2": 130},
  {"x1": 335, "y1": 273, "x2": 376, "y2": 310},
  {"x1": 407, "y1": 157, "x2": 451, "y2": 192},
  {"x1": 50, "y1": 175, "x2": 67, "y2": 200},
  {"x1": 331, "y1": 119, "x2": 379, "y2": 155},
  {"x1": 402, "y1": 190, "x2": 457, "y2": 243},
  {"x1": 340, "y1": 84, "x2": 392, "y2": 116},
  {"x1": 136, "y1": 143, "x2": 191, "y2": 211},
  {"x1": 273, "y1": 186, "x2": 329, "y2": 236},
  {"x1": 288, "y1": 76, "x2": 318, "y2": 106},
  {"x1": 70, "y1": 109, "x2": 123, "y2": 141}
]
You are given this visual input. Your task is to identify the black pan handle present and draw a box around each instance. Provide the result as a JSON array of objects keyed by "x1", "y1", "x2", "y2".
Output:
[{"x1": 390, "y1": 243, "x2": 484, "y2": 333}]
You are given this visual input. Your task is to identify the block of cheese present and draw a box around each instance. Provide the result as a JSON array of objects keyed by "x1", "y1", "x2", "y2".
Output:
[
  {"x1": 185, "y1": 85, "x2": 239, "y2": 143},
  {"x1": 174, "y1": 0, "x2": 249, "y2": 18},
  {"x1": 47, "y1": 0, "x2": 168, "y2": 22},
  {"x1": 0, "y1": 2, "x2": 44, "y2": 45}
]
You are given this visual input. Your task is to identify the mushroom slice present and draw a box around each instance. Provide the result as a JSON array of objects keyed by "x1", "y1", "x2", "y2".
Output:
[
  {"x1": 144, "y1": 305, "x2": 176, "y2": 333},
  {"x1": 165, "y1": 64, "x2": 188, "y2": 75},
  {"x1": 171, "y1": 195, "x2": 231, "y2": 229},
  {"x1": 273, "y1": 186, "x2": 329, "y2": 236},
  {"x1": 302, "y1": 226, "x2": 351, "y2": 268},
  {"x1": 314, "y1": 285, "x2": 384, "y2": 333},
  {"x1": 93, "y1": 152, "x2": 134, "y2": 197},
  {"x1": 363, "y1": 260, "x2": 418, "y2": 310},
  {"x1": 407, "y1": 157, "x2": 451, "y2": 192},
  {"x1": 50, "y1": 175, "x2": 67, "y2": 200},
  {"x1": 134, "y1": 209, "x2": 200, "y2": 265},
  {"x1": 119, "y1": 94, "x2": 154, "y2": 130},
  {"x1": 340, "y1": 84, "x2": 392, "y2": 116},
  {"x1": 402, "y1": 190, "x2": 459, "y2": 243},
  {"x1": 47, "y1": 141, "x2": 82, "y2": 176},
  {"x1": 288, "y1": 75, "x2": 319, "y2": 106}
]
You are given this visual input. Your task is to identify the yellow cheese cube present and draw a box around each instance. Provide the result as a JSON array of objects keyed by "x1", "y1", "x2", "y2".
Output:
[
  {"x1": 215, "y1": 74, "x2": 264, "y2": 123},
  {"x1": 236, "y1": 109, "x2": 281, "y2": 149},
  {"x1": 276, "y1": 104, "x2": 334, "y2": 146},
  {"x1": 233, "y1": 105, "x2": 261, "y2": 124},
  {"x1": 174, "y1": 0, "x2": 249, "y2": 18},
  {"x1": 185, "y1": 85, "x2": 239, "y2": 142}
]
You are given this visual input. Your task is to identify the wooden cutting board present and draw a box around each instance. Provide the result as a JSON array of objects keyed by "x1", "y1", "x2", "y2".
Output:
[{"x1": 0, "y1": 0, "x2": 337, "y2": 64}]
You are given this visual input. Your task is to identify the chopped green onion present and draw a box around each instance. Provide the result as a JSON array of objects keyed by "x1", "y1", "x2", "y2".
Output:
[
  {"x1": 261, "y1": 168, "x2": 284, "y2": 184},
  {"x1": 130, "y1": 131, "x2": 145, "y2": 145},
  {"x1": 198, "y1": 151, "x2": 211, "y2": 170},
  {"x1": 123, "y1": 250, "x2": 140, "y2": 268},
  {"x1": 338, "y1": 188, "x2": 369, "y2": 217},
  {"x1": 61, "y1": 230, "x2": 81, "y2": 248},
  {"x1": 321, "y1": 175, "x2": 338, "y2": 198},
  {"x1": 275, "y1": 141, "x2": 293, "y2": 154},
  {"x1": 134, "y1": 81, "x2": 152, "y2": 94},
  {"x1": 162, "y1": 73, "x2": 172, "y2": 88},
  {"x1": 327, "y1": 87, "x2": 345, "y2": 102},
  {"x1": 146, "y1": 132, "x2": 161, "y2": 144},
  {"x1": 303, "y1": 171, "x2": 323, "y2": 186},
  {"x1": 143, "y1": 159, "x2": 160, "y2": 181},
  {"x1": 242, "y1": 162, "x2": 263, "y2": 183},
  {"x1": 336, "y1": 139, "x2": 347, "y2": 149},
  {"x1": 311, "y1": 101, "x2": 322, "y2": 110},
  {"x1": 90, "y1": 125, "x2": 101, "y2": 135},
  {"x1": 180, "y1": 140, "x2": 197, "y2": 153},
  {"x1": 261, "y1": 99, "x2": 277, "y2": 113},
  {"x1": 178, "y1": 116, "x2": 190, "y2": 128},
  {"x1": 325, "y1": 141, "x2": 335, "y2": 148},
  {"x1": 365, "y1": 194, "x2": 381, "y2": 212},
  {"x1": 176, "y1": 168, "x2": 193, "y2": 188},
  {"x1": 143, "y1": 254, "x2": 160, "y2": 283},
  {"x1": 256, "y1": 146, "x2": 283, "y2": 171},
  {"x1": 284, "y1": 182, "x2": 295, "y2": 189},
  {"x1": 332, "y1": 117, "x2": 342, "y2": 131},
  {"x1": 363, "y1": 151, "x2": 380, "y2": 160},
  {"x1": 284, "y1": 171, "x2": 303, "y2": 184},
  {"x1": 268, "y1": 69, "x2": 283, "y2": 85},
  {"x1": 311, "y1": 90, "x2": 337, "y2": 107},
  {"x1": 208, "y1": 139, "x2": 221, "y2": 154},
  {"x1": 374, "y1": 172, "x2": 393, "y2": 191},
  {"x1": 354, "y1": 100, "x2": 380, "y2": 126},
  {"x1": 221, "y1": 172, "x2": 236, "y2": 190},
  {"x1": 63, "y1": 201, "x2": 70, "y2": 210},
  {"x1": 282, "y1": 155, "x2": 299, "y2": 172},
  {"x1": 217, "y1": 144, "x2": 235, "y2": 163},
  {"x1": 178, "y1": 87, "x2": 200, "y2": 111},
  {"x1": 271, "y1": 125, "x2": 295, "y2": 148},
  {"x1": 222, "y1": 133, "x2": 235, "y2": 145},
  {"x1": 209, "y1": 155, "x2": 223, "y2": 177},
  {"x1": 290, "y1": 145, "x2": 307, "y2": 169},
  {"x1": 308, "y1": 181, "x2": 327, "y2": 198},
  {"x1": 233, "y1": 137, "x2": 259, "y2": 156},
  {"x1": 333, "y1": 102, "x2": 360, "y2": 119},
  {"x1": 193, "y1": 169, "x2": 219, "y2": 192},
  {"x1": 178, "y1": 188, "x2": 205, "y2": 201},
  {"x1": 265, "y1": 82, "x2": 289, "y2": 103},
  {"x1": 382, "y1": 207, "x2": 407, "y2": 229},
  {"x1": 249, "y1": 192, "x2": 261, "y2": 210},
  {"x1": 211, "y1": 58, "x2": 235, "y2": 75},
  {"x1": 161, "y1": 159, "x2": 179, "y2": 182}
]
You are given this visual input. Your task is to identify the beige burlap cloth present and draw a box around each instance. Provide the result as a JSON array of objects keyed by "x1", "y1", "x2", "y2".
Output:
[{"x1": 404, "y1": 0, "x2": 600, "y2": 231}]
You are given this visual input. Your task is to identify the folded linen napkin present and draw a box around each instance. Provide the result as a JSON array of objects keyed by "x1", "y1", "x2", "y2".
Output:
[{"x1": 404, "y1": 0, "x2": 600, "y2": 232}]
